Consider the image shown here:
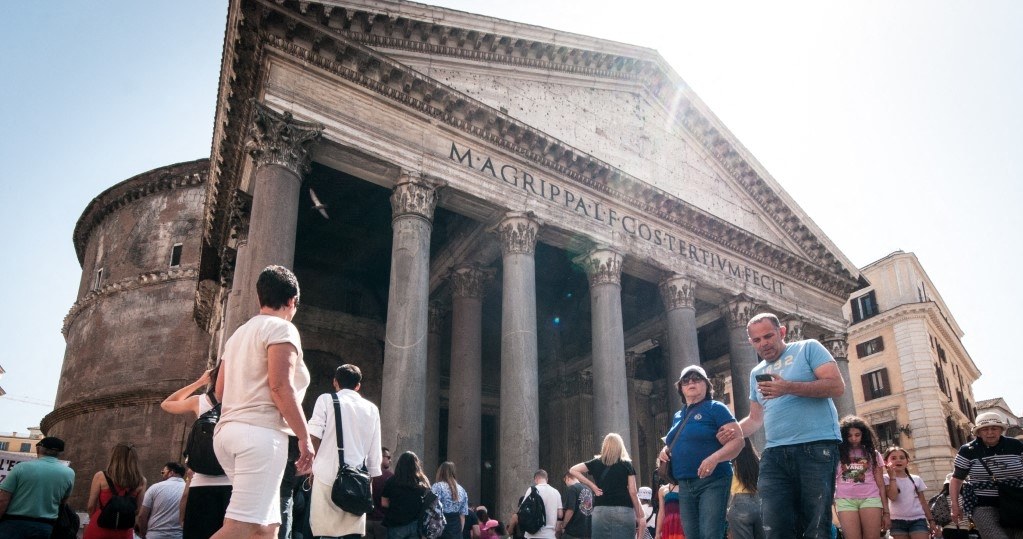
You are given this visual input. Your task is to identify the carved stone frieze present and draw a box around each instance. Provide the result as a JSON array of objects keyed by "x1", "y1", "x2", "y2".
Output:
[
  {"x1": 63, "y1": 268, "x2": 200, "y2": 337},
  {"x1": 782, "y1": 314, "x2": 805, "y2": 342},
  {"x1": 390, "y1": 171, "x2": 439, "y2": 221},
  {"x1": 576, "y1": 248, "x2": 624, "y2": 287},
  {"x1": 659, "y1": 275, "x2": 696, "y2": 311},
  {"x1": 721, "y1": 294, "x2": 759, "y2": 330},
  {"x1": 822, "y1": 333, "x2": 849, "y2": 360},
  {"x1": 494, "y1": 212, "x2": 541, "y2": 256},
  {"x1": 449, "y1": 264, "x2": 493, "y2": 299},
  {"x1": 245, "y1": 100, "x2": 323, "y2": 175}
]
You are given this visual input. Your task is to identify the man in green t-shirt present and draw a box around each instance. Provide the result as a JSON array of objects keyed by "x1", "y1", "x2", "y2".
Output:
[{"x1": 0, "y1": 437, "x2": 75, "y2": 539}]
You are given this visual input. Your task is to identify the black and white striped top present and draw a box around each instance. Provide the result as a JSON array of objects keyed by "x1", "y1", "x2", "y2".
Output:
[{"x1": 953, "y1": 436, "x2": 1023, "y2": 504}]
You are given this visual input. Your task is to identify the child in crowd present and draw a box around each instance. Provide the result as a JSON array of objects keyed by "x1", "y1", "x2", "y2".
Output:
[
  {"x1": 883, "y1": 447, "x2": 941, "y2": 539},
  {"x1": 834, "y1": 416, "x2": 890, "y2": 539}
]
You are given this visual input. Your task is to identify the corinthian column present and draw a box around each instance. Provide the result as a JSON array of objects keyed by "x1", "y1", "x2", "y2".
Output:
[
  {"x1": 822, "y1": 333, "x2": 855, "y2": 416},
  {"x1": 658, "y1": 274, "x2": 700, "y2": 411},
  {"x1": 226, "y1": 102, "x2": 321, "y2": 335},
  {"x1": 494, "y1": 212, "x2": 541, "y2": 519},
  {"x1": 722, "y1": 295, "x2": 763, "y2": 446},
  {"x1": 423, "y1": 302, "x2": 445, "y2": 475},
  {"x1": 447, "y1": 263, "x2": 491, "y2": 502},
  {"x1": 380, "y1": 172, "x2": 438, "y2": 458},
  {"x1": 576, "y1": 248, "x2": 632, "y2": 451}
]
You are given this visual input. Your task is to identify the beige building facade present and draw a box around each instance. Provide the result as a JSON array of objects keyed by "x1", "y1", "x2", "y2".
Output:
[
  {"x1": 845, "y1": 250, "x2": 979, "y2": 490},
  {"x1": 47, "y1": 0, "x2": 865, "y2": 513}
]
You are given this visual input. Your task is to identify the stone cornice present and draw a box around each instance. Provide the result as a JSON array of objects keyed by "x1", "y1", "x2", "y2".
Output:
[
  {"x1": 848, "y1": 301, "x2": 980, "y2": 378},
  {"x1": 41, "y1": 391, "x2": 166, "y2": 434},
  {"x1": 204, "y1": 0, "x2": 861, "y2": 300},
  {"x1": 74, "y1": 159, "x2": 207, "y2": 265},
  {"x1": 62, "y1": 268, "x2": 200, "y2": 337}
]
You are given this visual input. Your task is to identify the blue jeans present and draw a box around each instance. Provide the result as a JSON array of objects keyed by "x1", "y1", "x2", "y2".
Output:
[
  {"x1": 758, "y1": 440, "x2": 839, "y2": 539},
  {"x1": 0, "y1": 519, "x2": 54, "y2": 539},
  {"x1": 727, "y1": 493, "x2": 765, "y2": 539},
  {"x1": 387, "y1": 520, "x2": 419, "y2": 539},
  {"x1": 591, "y1": 506, "x2": 636, "y2": 539},
  {"x1": 677, "y1": 471, "x2": 732, "y2": 539}
]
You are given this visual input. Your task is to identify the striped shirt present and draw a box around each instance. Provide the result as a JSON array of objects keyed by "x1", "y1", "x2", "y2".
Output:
[{"x1": 952, "y1": 436, "x2": 1023, "y2": 505}]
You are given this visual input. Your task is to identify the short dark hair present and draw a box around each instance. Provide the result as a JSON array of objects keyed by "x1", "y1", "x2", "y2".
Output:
[
  {"x1": 335, "y1": 364, "x2": 362, "y2": 390},
  {"x1": 747, "y1": 313, "x2": 781, "y2": 330},
  {"x1": 533, "y1": 469, "x2": 548, "y2": 480},
  {"x1": 256, "y1": 265, "x2": 300, "y2": 309},
  {"x1": 165, "y1": 462, "x2": 186, "y2": 476}
]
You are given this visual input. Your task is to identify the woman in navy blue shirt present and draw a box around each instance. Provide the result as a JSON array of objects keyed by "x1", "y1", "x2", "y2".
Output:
[{"x1": 657, "y1": 365, "x2": 744, "y2": 539}]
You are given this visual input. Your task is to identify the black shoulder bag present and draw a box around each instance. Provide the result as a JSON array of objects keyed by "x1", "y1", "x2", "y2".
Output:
[
  {"x1": 329, "y1": 392, "x2": 374, "y2": 515},
  {"x1": 978, "y1": 455, "x2": 1023, "y2": 528}
]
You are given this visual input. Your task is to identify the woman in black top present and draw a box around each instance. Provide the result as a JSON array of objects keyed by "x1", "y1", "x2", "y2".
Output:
[
  {"x1": 569, "y1": 433, "x2": 645, "y2": 539},
  {"x1": 381, "y1": 451, "x2": 431, "y2": 539},
  {"x1": 949, "y1": 412, "x2": 1023, "y2": 538}
]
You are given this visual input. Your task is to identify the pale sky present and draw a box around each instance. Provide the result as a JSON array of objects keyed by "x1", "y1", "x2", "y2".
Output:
[{"x1": 1, "y1": 1, "x2": 1019, "y2": 435}]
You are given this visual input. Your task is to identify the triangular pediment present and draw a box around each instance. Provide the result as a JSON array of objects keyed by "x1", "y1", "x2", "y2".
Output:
[{"x1": 206, "y1": 0, "x2": 862, "y2": 300}]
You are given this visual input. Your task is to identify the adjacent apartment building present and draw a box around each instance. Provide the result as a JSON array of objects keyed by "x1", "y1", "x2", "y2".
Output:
[{"x1": 845, "y1": 250, "x2": 979, "y2": 490}]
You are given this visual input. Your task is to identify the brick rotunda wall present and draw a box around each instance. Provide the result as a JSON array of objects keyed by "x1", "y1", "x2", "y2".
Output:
[{"x1": 43, "y1": 159, "x2": 213, "y2": 508}]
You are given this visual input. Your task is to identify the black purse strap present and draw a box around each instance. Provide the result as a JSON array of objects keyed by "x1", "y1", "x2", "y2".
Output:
[
  {"x1": 978, "y1": 456, "x2": 1000, "y2": 484},
  {"x1": 331, "y1": 392, "x2": 346, "y2": 468}
]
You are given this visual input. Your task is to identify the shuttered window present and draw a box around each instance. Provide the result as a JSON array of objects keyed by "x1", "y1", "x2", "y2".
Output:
[
  {"x1": 860, "y1": 368, "x2": 890, "y2": 401},
  {"x1": 855, "y1": 337, "x2": 884, "y2": 358}
]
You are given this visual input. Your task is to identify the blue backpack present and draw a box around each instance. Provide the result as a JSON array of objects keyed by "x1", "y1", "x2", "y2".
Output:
[{"x1": 419, "y1": 489, "x2": 447, "y2": 539}]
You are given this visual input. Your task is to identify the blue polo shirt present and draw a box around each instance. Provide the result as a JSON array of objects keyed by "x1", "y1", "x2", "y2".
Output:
[
  {"x1": 0, "y1": 456, "x2": 75, "y2": 519},
  {"x1": 665, "y1": 399, "x2": 736, "y2": 480}
]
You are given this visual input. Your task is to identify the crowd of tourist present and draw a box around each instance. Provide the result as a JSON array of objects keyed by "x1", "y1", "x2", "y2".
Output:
[{"x1": 1, "y1": 266, "x2": 1021, "y2": 539}]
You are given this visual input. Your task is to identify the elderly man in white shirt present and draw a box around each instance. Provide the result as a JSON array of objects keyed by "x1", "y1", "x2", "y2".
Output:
[{"x1": 307, "y1": 364, "x2": 383, "y2": 539}]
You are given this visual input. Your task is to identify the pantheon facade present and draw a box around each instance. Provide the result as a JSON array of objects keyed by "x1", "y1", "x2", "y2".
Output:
[{"x1": 46, "y1": 0, "x2": 864, "y2": 514}]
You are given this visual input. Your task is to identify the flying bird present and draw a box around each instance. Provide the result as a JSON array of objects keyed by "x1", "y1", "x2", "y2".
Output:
[{"x1": 309, "y1": 187, "x2": 329, "y2": 219}]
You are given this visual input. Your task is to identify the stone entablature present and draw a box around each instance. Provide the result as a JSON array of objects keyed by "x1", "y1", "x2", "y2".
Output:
[
  {"x1": 73, "y1": 159, "x2": 206, "y2": 264},
  {"x1": 62, "y1": 268, "x2": 200, "y2": 337}
]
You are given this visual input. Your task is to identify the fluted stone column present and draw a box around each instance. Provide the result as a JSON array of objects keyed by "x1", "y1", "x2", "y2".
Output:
[
  {"x1": 577, "y1": 248, "x2": 632, "y2": 451},
  {"x1": 721, "y1": 295, "x2": 765, "y2": 449},
  {"x1": 424, "y1": 302, "x2": 445, "y2": 475},
  {"x1": 447, "y1": 264, "x2": 491, "y2": 501},
  {"x1": 380, "y1": 172, "x2": 438, "y2": 456},
  {"x1": 625, "y1": 352, "x2": 643, "y2": 480},
  {"x1": 659, "y1": 275, "x2": 701, "y2": 411},
  {"x1": 495, "y1": 212, "x2": 541, "y2": 518},
  {"x1": 823, "y1": 333, "x2": 855, "y2": 417},
  {"x1": 226, "y1": 102, "x2": 321, "y2": 336}
]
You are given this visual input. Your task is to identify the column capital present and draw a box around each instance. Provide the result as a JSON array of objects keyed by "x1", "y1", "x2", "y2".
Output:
[
  {"x1": 720, "y1": 294, "x2": 759, "y2": 329},
  {"x1": 575, "y1": 248, "x2": 624, "y2": 287},
  {"x1": 428, "y1": 301, "x2": 446, "y2": 335},
  {"x1": 625, "y1": 352, "x2": 644, "y2": 379},
  {"x1": 245, "y1": 101, "x2": 322, "y2": 175},
  {"x1": 659, "y1": 274, "x2": 697, "y2": 311},
  {"x1": 822, "y1": 332, "x2": 849, "y2": 361},
  {"x1": 782, "y1": 314, "x2": 806, "y2": 342},
  {"x1": 390, "y1": 171, "x2": 440, "y2": 221},
  {"x1": 449, "y1": 263, "x2": 494, "y2": 299},
  {"x1": 494, "y1": 212, "x2": 541, "y2": 256}
]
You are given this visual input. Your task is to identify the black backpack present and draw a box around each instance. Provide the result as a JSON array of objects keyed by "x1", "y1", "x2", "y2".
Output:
[
  {"x1": 97, "y1": 472, "x2": 137, "y2": 530},
  {"x1": 516, "y1": 486, "x2": 546, "y2": 534},
  {"x1": 183, "y1": 394, "x2": 224, "y2": 475}
]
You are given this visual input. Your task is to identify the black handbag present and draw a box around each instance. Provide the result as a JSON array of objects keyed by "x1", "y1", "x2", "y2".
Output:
[
  {"x1": 978, "y1": 456, "x2": 1023, "y2": 528},
  {"x1": 329, "y1": 392, "x2": 374, "y2": 515}
]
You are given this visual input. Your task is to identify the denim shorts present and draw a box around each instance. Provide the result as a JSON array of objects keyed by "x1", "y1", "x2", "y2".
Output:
[
  {"x1": 834, "y1": 497, "x2": 883, "y2": 512},
  {"x1": 889, "y1": 518, "x2": 928, "y2": 534}
]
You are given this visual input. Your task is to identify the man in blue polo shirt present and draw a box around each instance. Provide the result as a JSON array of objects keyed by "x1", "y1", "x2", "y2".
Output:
[
  {"x1": 719, "y1": 313, "x2": 844, "y2": 539},
  {"x1": 0, "y1": 436, "x2": 76, "y2": 539}
]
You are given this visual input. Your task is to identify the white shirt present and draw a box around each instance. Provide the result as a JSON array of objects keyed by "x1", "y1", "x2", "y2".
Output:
[
  {"x1": 308, "y1": 389, "x2": 383, "y2": 485},
  {"x1": 523, "y1": 482, "x2": 563, "y2": 539},
  {"x1": 142, "y1": 477, "x2": 186, "y2": 539},
  {"x1": 218, "y1": 314, "x2": 309, "y2": 435}
]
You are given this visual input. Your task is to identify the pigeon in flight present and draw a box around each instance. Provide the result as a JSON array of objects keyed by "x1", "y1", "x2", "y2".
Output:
[{"x1": 309, "y1": 187, "x2": 329, "y2": 219}]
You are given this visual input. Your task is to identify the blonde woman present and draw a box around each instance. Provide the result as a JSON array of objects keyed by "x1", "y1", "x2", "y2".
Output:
[
  {"x1": 432, "y1": 461, "x2": 469, "y2": 539},
  {"x1": 84, "y1": 443, "x2": 147, "y2": 539},
  {"x1": 569, "y1": 433, "x2": 645, "y2": 539}
]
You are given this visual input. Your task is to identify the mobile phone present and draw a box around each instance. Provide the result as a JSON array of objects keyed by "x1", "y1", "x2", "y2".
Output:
[{"x1": 755, "y1": 374, "x2": 773, "y2": 382}]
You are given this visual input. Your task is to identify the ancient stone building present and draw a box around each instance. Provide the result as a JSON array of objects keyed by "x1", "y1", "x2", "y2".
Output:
[{"x1": 47, "y1": 1, "x2": 865, "y2": 513}]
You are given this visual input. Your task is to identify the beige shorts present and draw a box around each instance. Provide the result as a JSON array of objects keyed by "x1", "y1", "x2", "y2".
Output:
[
  {"x1": 213, "y1": 421, "x2": 288, "y2": 526},
  {"x1": 310, "y1": 477, "x2": 366, "y2": 537}
]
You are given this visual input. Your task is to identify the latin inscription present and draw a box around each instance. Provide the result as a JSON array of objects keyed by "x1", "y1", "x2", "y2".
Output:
[{"x1": 449, "y1": 142, "x2": 786, "y2": 296}]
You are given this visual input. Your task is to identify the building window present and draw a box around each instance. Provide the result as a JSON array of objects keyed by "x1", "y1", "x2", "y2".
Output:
[
  {"x1": 937, "y1": 343, "x2": 947, "y2": 363},
  {"x1": 19, "y1": 443, "x2": 30, "y2": 452},
  {"x1": 92, "y1": 268, "x2": 104, "y2": 290},
  {"x1": 850, "y1": 291, "x2": 879, "y2": 323},
  {"x1": 0, "y1": 441, "x2": 7, "y2": 451},
  {"x1": 170, "y1": 243, "x2": 183, "y2": 268},
  {"x1": 875, "y1": 420, "x2": 899, "y2": 451},
  {"x1": 936, "y1": 364, "x2": 948, "y2": 397},
  {"x1": 855, "y1": 336, "x2": 884, "y2": 358},
  {"x1": 861, "y1": 368, "x2": 890, "y2": 401}
]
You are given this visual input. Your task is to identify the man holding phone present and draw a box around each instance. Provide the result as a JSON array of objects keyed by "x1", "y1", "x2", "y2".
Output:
[{"x1": 717, "y1": 312, "x2": 845, "y2": 539}]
